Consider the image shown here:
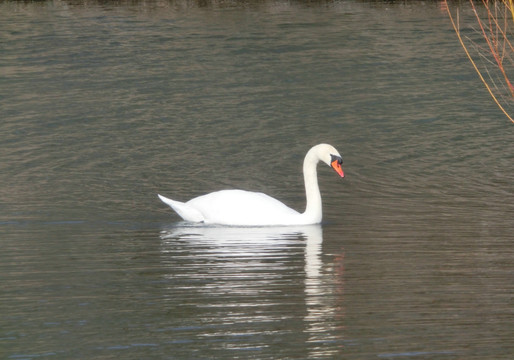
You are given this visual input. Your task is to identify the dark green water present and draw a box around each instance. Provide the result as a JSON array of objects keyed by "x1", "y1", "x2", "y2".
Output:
[{"x1": 1, "y1": 0, "x2": 512, "y2": 359}]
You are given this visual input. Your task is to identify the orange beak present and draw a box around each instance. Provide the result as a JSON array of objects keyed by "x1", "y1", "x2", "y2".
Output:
[{"x1": 331, "y1": 159, "x2": 344, "y2": 178}]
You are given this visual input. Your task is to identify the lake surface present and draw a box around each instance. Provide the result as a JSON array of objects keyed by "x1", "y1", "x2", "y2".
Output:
[{"x1": 1, "y1": 0, "x2": 513, "y2": 359}]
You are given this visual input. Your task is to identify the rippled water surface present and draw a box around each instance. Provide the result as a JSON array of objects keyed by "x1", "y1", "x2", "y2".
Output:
[{"x1": 1, "y1": 0, "x2": 513, "y2": 359}]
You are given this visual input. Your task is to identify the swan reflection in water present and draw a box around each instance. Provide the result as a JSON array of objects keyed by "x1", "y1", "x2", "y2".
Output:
[{"x1": 159, "y1": 224, "x2": 343, "y2": 356}]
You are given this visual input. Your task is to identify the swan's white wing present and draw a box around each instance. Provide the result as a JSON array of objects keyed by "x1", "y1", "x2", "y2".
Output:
[{"x1": 187, "y1": 189, "x2": 301, "y2": 226}]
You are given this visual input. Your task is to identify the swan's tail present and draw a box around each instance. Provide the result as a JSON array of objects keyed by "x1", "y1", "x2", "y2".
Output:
[{"x1": 157, "y1": 194, "x2": 204, "y2": 222}]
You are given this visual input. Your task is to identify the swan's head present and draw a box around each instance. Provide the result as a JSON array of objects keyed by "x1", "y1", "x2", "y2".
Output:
[
  {"x1": 312, "y1": 143, "x2": 344, "y2": 178},
  {"x1": 330, "y1": 153, "x2": 344, "y2": 178}
]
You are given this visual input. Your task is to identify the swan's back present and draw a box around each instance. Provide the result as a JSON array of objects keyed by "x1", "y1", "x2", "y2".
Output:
[{"x1": 187, "y1": 189, "x2": 301, "y2": 226}]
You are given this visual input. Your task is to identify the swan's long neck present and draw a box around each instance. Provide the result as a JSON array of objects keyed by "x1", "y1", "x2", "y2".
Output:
[{"x1": 302, "y1": 149, "x2": 322, "y2": 223}]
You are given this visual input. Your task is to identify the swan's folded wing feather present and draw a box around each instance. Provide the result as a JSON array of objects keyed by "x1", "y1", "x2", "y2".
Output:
[{"x1": 186, "y1": 190, "x2": 300, "y2": 225}]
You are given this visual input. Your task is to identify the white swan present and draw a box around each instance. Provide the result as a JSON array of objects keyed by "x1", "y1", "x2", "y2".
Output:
[{"x1": 158, "y1": 143, "x2": 344, "y2": 226}]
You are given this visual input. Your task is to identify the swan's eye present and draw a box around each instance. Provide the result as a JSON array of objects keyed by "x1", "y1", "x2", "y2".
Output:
[{"x1": 331, "y1": 154, "x2": 343, "y2": 165}]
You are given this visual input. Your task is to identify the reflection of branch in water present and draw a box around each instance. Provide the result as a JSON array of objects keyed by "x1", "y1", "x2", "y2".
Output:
[{"x1": 444, "y1": 0, "x2": 514, "y2": 123}]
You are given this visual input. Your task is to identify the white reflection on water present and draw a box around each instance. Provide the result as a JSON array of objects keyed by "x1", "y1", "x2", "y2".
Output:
[
  {"x1": 303, "y1": 226, "x2": 326, "y2": 338},
  {"x1": 160, "y1": 223, "x2": 315, "y2": 254},
  {"x1": 159, "y1": 223, "x2": 342, "y2": 356}
]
